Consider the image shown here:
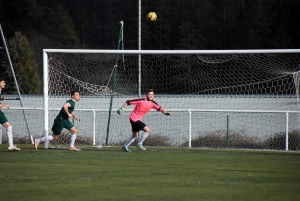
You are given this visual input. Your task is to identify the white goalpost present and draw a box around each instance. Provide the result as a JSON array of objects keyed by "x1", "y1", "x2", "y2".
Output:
[{"x1": 42, "y1": 49, "x2": 300, "y2": 150}]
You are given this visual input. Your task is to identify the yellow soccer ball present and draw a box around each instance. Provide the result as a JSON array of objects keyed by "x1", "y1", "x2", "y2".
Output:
[{"x1": 147, "y1": 12, "x2": 157, "y2": 22}]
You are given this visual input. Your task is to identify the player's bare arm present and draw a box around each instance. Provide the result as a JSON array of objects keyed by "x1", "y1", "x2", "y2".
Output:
[
  {"x1": 117, "y1": 102, "x2": 128, "y2": 115},
  {"x1": 122, "y1": 102, "x2": 128, "y2": 109},
  {"x1": 72, "y1": 113, "x2": 81, "y2": 122},
  {"x1": 63, "y1": 102, "x2": 73, "y2": 118},
  {"x1": 0, "y1": 95, "x2": 9, "y2": 108},
  {"x1": 63, "y1": 102, "x2": 80, "y2": 121},
  {"x1": 0, "y1": 103, "x2": 10, "y2": 109}
]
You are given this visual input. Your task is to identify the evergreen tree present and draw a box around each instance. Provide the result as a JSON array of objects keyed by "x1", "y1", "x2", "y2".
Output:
[
  {"x1": 39, "y1": 4, "x2": 80, "y2": 48},
  {"x1": 1, "y1": 32, "x2": 40, "y2": 94}
]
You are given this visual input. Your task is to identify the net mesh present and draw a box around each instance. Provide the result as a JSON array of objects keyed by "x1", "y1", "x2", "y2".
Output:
[
  {"x1": 48, "y1": 53, "x2": 299, "y2": 96},
  {"x1": 41, "y1": 51, "x2": 300, "y2": 150},
  {"x1": 4, "y1": 51, "x2": 299, "y2": 151}
]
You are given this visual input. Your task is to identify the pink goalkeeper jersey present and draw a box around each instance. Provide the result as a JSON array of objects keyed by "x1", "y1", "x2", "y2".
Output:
[{"x1": 127, "y1": 98, "x2": 162, "y2": 122}]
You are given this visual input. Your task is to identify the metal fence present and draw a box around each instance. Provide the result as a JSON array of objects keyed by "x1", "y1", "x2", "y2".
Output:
[{"x1": 1, "y1": 108, "x2": 299, "y2": 151}]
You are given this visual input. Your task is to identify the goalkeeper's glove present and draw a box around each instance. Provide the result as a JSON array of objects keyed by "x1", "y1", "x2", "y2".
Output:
[
  {"x1": 117, "y1": 106, "x2": 125, "y2": 115},
  {"x1": 164, "y1": 111, "x2": 170, "y2": 115}
]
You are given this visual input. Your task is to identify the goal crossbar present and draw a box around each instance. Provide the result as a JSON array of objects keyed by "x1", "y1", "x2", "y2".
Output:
[{"x1": 43, "y1": 49, "x2": 300, "y2": 54}]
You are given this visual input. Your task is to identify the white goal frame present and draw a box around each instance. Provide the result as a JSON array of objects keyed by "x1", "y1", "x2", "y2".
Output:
[{"x1": 43, "y1": 49, "x2": 300, "y2": 150}]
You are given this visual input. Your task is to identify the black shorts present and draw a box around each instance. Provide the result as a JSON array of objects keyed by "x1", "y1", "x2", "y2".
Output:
[{"x1": 130, "y1": 120, "x2": 146, "y2": 132}]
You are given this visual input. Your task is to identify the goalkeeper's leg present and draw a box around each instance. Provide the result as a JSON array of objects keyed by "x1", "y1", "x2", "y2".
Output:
[
  {"x1": 122, "y1": 131, "x2": 139, "y2": 152},
  {"x1": 136, "y1": 126, "x2": 150, "y2": 151}
]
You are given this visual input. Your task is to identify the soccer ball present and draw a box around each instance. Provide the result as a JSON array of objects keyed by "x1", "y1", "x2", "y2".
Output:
[{"x1": 147, "y1": 12, "x2": 157, "y2": 21}]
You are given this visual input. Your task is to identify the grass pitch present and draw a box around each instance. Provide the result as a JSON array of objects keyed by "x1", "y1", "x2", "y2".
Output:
[{"x1": 0, "y1": 145, "x2": 299, "y2": 201}]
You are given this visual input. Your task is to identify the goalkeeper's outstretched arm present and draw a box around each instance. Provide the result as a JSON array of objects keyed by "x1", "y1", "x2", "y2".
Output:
[
  {"x1": 159, "y1": 108, "x2": 170, "y2": 115},
  {"x1": 117, "y1": 102, "x2": 128, "y2": 115}
]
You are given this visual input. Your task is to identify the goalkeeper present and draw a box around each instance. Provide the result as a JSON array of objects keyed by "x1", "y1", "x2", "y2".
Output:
[{"x1": 117, "y1": 89, "x2": 170, "y2": 152}]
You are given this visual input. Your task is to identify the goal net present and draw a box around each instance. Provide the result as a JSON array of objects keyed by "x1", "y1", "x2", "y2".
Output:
[{"x1": 41, "y1": 49, "x2": 300, "y2": 150}]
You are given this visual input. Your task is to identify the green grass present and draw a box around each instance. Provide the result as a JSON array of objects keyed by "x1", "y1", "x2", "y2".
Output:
[{"x1": 0, "y1": 145, "x2": 299, "y2": 201}]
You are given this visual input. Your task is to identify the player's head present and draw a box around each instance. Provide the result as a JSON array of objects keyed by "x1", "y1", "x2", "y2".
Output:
[
  {"x1": 146, "y1": 89, "x2": 154, "y2": 101},
  {"x1": 71, "y1": 90, "x2": 80, "y2": 101},
  {"x1": 0, "y1": 78, "x2": 6, "y2": 89}
]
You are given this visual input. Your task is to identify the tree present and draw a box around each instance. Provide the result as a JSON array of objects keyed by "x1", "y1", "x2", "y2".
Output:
[
  {"x1": 1, "y1": 32, "x2": 41, "y2": 94},
  {"x1": 39, "y1": 4, "x2": 80, "y2": 48}
]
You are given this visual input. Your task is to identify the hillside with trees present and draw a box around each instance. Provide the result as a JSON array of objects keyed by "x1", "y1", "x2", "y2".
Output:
[{"x1": 0, "y1": 0, "x2": 299, "y2": 94}]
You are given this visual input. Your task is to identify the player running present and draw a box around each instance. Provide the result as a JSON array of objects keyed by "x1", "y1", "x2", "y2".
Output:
[
  {"x1": 0, "y1": 78, "x2": 20, "y2": 151},
  {"x1": 117, "y1": 89, "x2": 170, "y2": 152},
  {"x1": 34, "y1": 90, "x2": 81, "y2": 151}
]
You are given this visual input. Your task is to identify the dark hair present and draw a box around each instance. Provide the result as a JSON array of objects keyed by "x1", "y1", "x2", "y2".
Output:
[
  {"x1": 71, "y1": 90, "x2": 80, "y2": 96},
  {"x1": 147, "y1": 89, "x2": 154, "y2": 94},
  {"x1": 0, "y1": 77, "x2": 5, "y2": 82}
]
